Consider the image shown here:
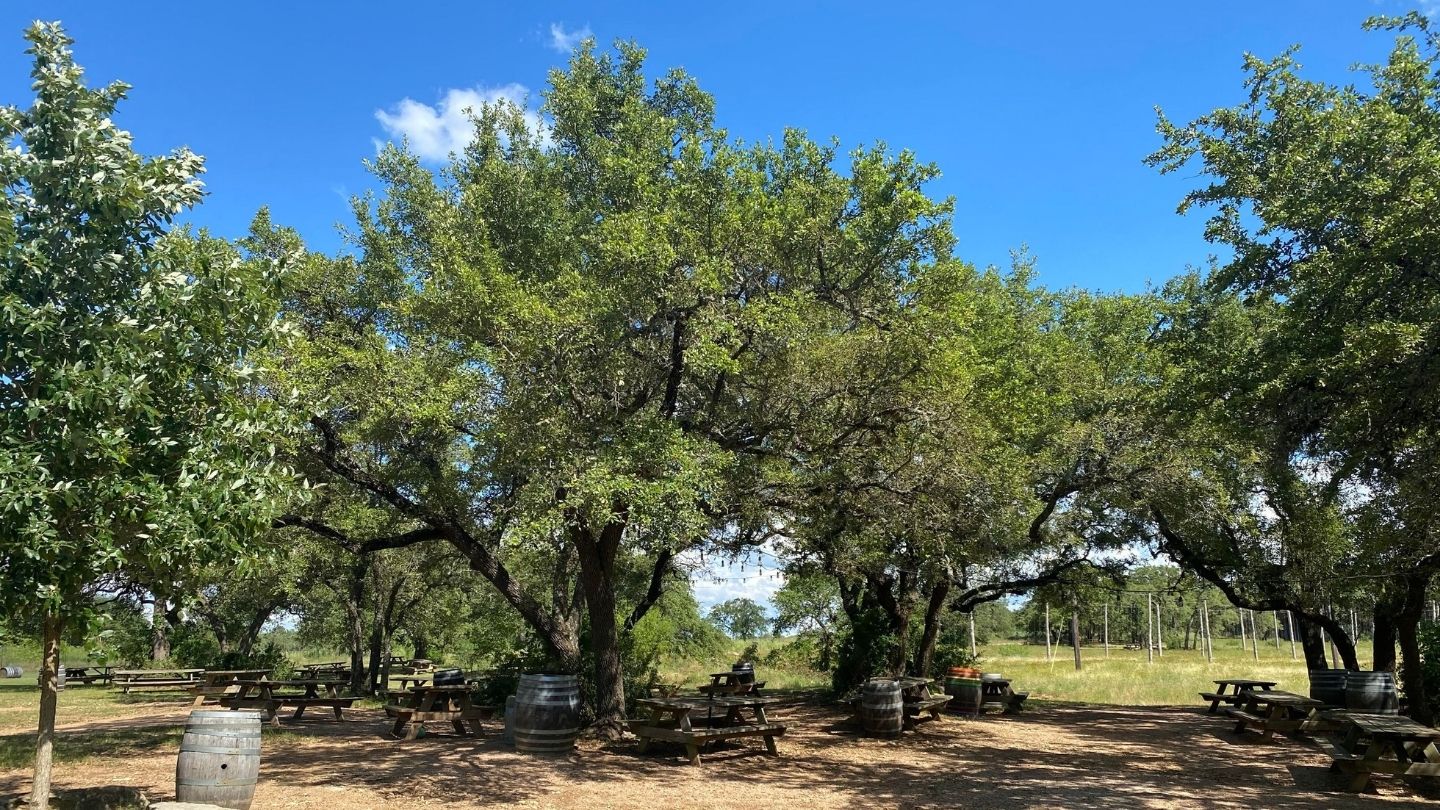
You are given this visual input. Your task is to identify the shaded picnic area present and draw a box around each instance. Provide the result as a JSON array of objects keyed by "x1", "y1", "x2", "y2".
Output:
[{"x1": 1, "y1": 697, "x2": 1436, "y2": 809}]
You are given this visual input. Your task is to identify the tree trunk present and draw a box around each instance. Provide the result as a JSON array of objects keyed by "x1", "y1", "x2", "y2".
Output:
[
  {"x1": 1398, "y1": 576, "x2": 1433, "y2": 725},
  {"x1": 915, "y1": 579, "x2": 950, "y2": 678},
  {"x1": 1070, "y1": 611, "x2": 1082, "y2": 671},
  {"x1": 1295, "y1": 615, "x2": 1329, "y2": 670},
  {"x1": 574, "y1": 518, "x2": 627, "y2": 740},
  {"x1": 236, "y1": 600, "x2": 281, "y2": 659},
  {"x1": 150, "y1": 599, "x2": 177, "y2": 662},
  {"x1": 343, "y1": 559, "x2": 369, "y2": 695},
  {"x1": 30, "y1": 613, "x2": 62, "y2": 810},
  {"x1": 1372, "y1": 606, "x2": 1398, "y2": 673},
  {"x1": 411, "y1": 634, "x2": 430, "y2": 662}
]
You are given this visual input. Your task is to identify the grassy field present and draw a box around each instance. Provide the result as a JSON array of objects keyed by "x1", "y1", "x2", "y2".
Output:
[
  {"x1": 657, "y1": 636, "x2": 1366, "y2": 705},
  {"x1": 982, "y1": 637, "x2": 1370, "y2": 705}
]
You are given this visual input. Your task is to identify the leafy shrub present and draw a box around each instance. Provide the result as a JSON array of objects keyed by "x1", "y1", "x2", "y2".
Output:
[
  {"x1": 831, "y1": 606, "x2": 896, "y2": 695},
  {"x1": 930, "y1": 643, "x2": 982, "y2": 679},
  {"x1": 763, "y1": 636, "x2": 817, "y2": 668}
]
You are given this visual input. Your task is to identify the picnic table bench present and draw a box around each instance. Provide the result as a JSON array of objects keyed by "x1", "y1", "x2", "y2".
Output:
[
  {"x1": 112, "y1": 669, "x2": 203, "y2": 693},
  {"x1": 1200, "y1": 678, "x2": 1277, "y2": 714},
  {"x1": 1227, "y1": 690, "x2": 1324, "y2": 740},
  {"x1": 60, "y1": 665, "x2": 114, "y2": 686},
  {"x1": 1316, "y1": 712, "x2": 1440, "y2": 792},
  {"x1": 630, "y1": 694, "x2": 786, "y2": 766},
  {"x1": 221, "y1": 679, "x2": 355, "y2": 725},
  {"x1": 385, "y1": 684, "x2": 493, "y2": 740},
  {"x1": 189, "y1": 669, "x2": 271, "y2": 706}
]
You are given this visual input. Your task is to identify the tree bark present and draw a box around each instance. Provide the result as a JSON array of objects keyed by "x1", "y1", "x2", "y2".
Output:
[
  {"x1": 1070, "y1": 611, "x2": 1082, "y2": 671},
  {"x1": 1397, "y1": 577, "x2": 1433, "y2": 725},
  {"x1": 343, "y1": 558, "x2": 369, "y2": 695},
  {"x1": 915, "y1": 579, "x2": 950, "y2": 678},
  {"x1": 573, "y1": 517, "x2": 627, "y2": 740},
  {"x1": 1295, "y1": 614, "x2": 1329, "y2": 670},
  {"x1": 236, "y1": 599, "x2": 282, "y2": 659},
  {"x1": 1372, "y1": 606, "x2": 1398, "y2": 673},
  {"x1": 30, "y1": 613, "x2": 62, "y2": 810}
]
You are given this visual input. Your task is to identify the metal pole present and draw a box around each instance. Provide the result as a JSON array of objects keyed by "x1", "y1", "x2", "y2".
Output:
[
  {"x1": 1249, "y1": 610, "x2": 1259, "y2": 662},
  {"x1": 1103, "y1": 602, "x2": 1110, "y2": 659},
  {"x1": 1273, "y1": 611, "x2": 1281, "y2": 649},
  {"x1": 1237, "y1": 607, "x2": 1247, "y2": 652},
  {"x1": 1044, "y1": 602, "x2": 1052, "y2": 662},
  {"x1": 1201, "y1": 600, "x2": 1213, "y2": 663},
  {"x1": 1155, "y1": 600, "x2": 1163, "y2": 658},
  {"x1": 1146, "y1": 594, "x2": 1154, "y2": 664},
  {"x1": 1286, "y1": 611, "x2": 1297, "y2": 660},
  {"x1": 969, "y1": 612, "x2": 977, "y2": 658}
]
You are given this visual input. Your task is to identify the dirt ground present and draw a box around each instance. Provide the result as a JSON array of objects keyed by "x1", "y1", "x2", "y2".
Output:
[{"x1": 3, "y1": 699, "x2": 1438, "y2": 809}]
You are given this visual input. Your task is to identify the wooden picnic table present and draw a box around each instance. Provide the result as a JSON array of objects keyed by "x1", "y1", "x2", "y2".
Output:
[
  {"x1": 894, "y1": 677, "x2": 950, "y2": 726},
  {"x1": 60, "y1": 665, "x2": 114, "y2": 686},
  {"x1": 1228, "y1": 690, "x2": 1324, "y2": 740},
  {"x1": 696, "y1": 670, "x2": 765, "y2": 696},
  {"x1": 979, "y1": 677, "x2": 1028, "y2": 715},
  {"x1": 1317, "y1": 713, "x2": 1440, "y2": 792},
  {"x1": 190, "y1": 669, "x2": 271, "y2": 706},
  {"x1": 221, "y1": 679, "x2": 355, "y2": 725},
  {"x1": 631, "y1": 694, "x2": 786, "y2": 766},
  {"x1": 1200, "y1": 678, "x2": 1277, "y2": 714},
  {"x1": 390, "y1": 673, "x2": 433, "y2": 691},
  {"x1": 112, "y1": 668, "x2": 204, "y2": 693},
  {"x1": 385, "y1": 684, "x2": 493, "y2": 740}
]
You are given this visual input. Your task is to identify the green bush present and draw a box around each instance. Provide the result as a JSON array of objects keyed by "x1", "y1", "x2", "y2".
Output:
[
  {"x1": 831, "y1": 606, "x2": 895, "y2": 694},
  {"x1": 929, "y1": 643, "x2": 982, "y2": 679},
  {"x1": 763, "y1": 636, "x2": 817, "y2": 668}
]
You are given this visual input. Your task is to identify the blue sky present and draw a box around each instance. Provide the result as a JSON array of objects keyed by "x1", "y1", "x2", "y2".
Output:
[
  {"x1": 0, "y1": 1, "x2": 1419, "y2": 294},
  {"x1": 0, "y1": 1, "x2": 1420, "y2": 612}
]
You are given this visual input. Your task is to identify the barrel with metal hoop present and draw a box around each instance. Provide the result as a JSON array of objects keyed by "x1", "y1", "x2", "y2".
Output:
[{"x1": 175, "y1": 709, "x2": 262, "y2": 810}]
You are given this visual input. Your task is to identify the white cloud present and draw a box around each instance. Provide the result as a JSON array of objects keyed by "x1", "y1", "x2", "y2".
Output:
[
  {"x1": 548, "y1": 22, "x2": 592, "y2": 53},
  {"x1": 374, "y1": 84, "x2": 537, "y2": 162}
]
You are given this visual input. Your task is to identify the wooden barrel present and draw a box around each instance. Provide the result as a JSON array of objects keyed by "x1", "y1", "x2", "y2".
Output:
[
  {"x1": 175, "y1": 710, "x2": 262, "y2": 810},
  {"x1": 731, "y1": 662, "x2": 755, "y2": 685},
  {"x1": 945, "y1": 676, "x2": 982, "y2": 712},
  {"x1": 946, "y1": 666, "x2": 980, "y2": 679},
  {"x1": 513, "y1": 674, "x2": 581, "y2": 754},
  {"x1": 1308, "y1": 669, "x2": 1348, "y2": 708},
  {"x1": 859, "y1": 679, "x2": 904, "y2": 736},
  {"x1": 1344, "y1": 671, "x2": 1398, "y2": 714}
]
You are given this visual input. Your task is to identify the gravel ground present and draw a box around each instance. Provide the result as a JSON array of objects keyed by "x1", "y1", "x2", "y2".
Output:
[{"x1": 2, "y1": 700, "x2": 1437, "y2": 809}]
